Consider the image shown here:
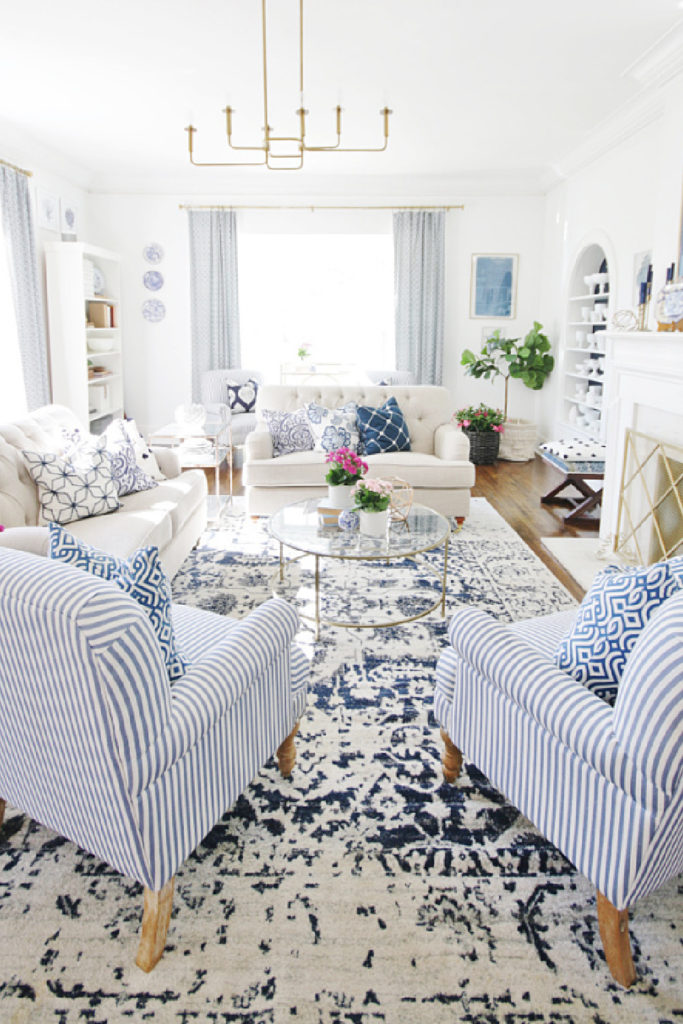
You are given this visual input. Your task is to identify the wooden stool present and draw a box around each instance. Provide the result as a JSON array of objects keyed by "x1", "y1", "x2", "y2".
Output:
[{"x1": 539, "y1": 450, "x2": 604, "y2": 527}]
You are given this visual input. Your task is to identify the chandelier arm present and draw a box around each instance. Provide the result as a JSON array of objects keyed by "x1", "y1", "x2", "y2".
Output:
[
  {"x1": 185, "y1": 125, "x2": 267, "y2": 167},
  {"x1": 305, "y1": 107, "x2": 391, "y2": 153},
  {"x1": 224, "y1": 107, "x2": 268, "y2": 153}
]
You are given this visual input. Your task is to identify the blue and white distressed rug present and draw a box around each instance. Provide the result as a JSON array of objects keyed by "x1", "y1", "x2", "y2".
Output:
[{"x1": 1, "y1": 499, "x2": 681, "y2": 1022}]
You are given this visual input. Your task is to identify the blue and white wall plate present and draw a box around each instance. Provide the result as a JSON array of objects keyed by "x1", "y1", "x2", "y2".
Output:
[
  {"x1": 142, "y1": 299, "x2": 166, "y2": 323},
  {"x1": 91, "y1": 264, "x2": 105, "y2": 295},
  {"x1": 143, "y1": 270, "x2": 164, "y2": 291},
  {"x1": 143, "y1": 243, "x2": 164, "y2": 264}
]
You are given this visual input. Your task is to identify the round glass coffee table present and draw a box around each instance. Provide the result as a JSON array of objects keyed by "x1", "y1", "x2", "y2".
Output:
[{"x1": 268, "y1": 499, "x2": 450, "y2": 638}]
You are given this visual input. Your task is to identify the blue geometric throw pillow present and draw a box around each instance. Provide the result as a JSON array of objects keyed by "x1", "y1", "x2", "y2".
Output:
[
  {"x1": 48, "y1": 523, "x2": 188, "y2": 682},
  {"x1": 226, "y1": 378, "x2": 258, "y2": 414},
  {"x1": 554, "y1": 560, "x2": 681, "y2": 703},
  {"x1": 261, "y1": 408, "x2": 314, "y2": 457},
  {"x1": 356, "y1": 396, "x2": 411, "y2": 456}
]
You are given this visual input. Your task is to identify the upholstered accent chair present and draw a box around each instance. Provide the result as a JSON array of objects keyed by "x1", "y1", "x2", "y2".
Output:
[
  {"x1": 0, "y1": 547, "x2": 308, "y2": 972},
  {"x1": 434, "y1": 591, "x2": 683, "y2": 987},
  {"x1": 200, "y1": 368, "x2": 264, "y2": 449}
]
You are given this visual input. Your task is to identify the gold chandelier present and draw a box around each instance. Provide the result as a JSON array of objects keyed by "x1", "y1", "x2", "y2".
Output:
[{"x1": 184, "y1": 0, "x2": 392, "y2": 171}]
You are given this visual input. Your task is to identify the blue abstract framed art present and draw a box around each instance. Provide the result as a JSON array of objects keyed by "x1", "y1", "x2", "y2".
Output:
[{"x1": 470, "y1": 253, "x2": 518, "y2": 318}]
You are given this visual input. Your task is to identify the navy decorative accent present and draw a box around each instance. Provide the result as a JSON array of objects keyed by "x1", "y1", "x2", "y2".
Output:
[
  {"x1": 356, "y1": 396, "x2": 411, "y2": 455},
  {"x1": 262, "y1": 407, "x2": 314, "y2": 457},
  {"x1": 554, "y1": 560, "x2": 680, "y2": 699},
  {"x1": 48, "y1": 524, "x2": 189, "y2": 681},
  {"x1": 226, "y1": 377, "x2": 258, "y2": 414}
]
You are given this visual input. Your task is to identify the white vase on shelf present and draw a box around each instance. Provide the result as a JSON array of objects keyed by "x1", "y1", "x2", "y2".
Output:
[
  {"x1": 327, "y1": 483, "x2": 355, "y2": 509},
  {"x1": 358, "y1": 508, "x2": 389, "y2": 537}
]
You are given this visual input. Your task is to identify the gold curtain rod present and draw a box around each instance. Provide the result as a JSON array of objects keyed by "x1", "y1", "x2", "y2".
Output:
[
  {"x1": 179, "y1": 203, "x2": 463, "y2": 212},
  {"x1": 0, "y1": 157, "x2": 33, "y2": 177}
]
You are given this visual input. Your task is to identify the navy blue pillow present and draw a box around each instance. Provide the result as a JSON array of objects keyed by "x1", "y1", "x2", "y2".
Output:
[{"x1": 356, "y1": 396, "x2": 411, "y2": 455}]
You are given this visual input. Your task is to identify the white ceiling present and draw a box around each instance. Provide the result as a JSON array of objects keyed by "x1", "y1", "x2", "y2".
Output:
[{"x1": 2, "y1": 0, "x2": 682, "y2": 194}]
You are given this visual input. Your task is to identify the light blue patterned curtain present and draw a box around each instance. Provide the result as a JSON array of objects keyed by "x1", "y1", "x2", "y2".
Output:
[
  {"x1": 393, "y1": 210, "x2": 445, "y2": 385},
  {"x1": 188, "y1": 209, "x2": 241, "y2": 401},
  {"x1": 0, "y1": 165, "x2": 50, "y2": 410}
]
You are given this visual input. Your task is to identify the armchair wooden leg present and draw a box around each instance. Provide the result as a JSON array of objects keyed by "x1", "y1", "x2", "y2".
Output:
[
  {"x1": 596, "y1": 890, "x2": 636, "y2": 987},
  {"x1": 0, "y1": 799, "x2": 5, "y2": 828},
  {"x1": 440, "y1": 728, "x2": 463, "y2": 783},
  {"x1": 276, "y1": 721, "x2": 300, "y2": 777},
  {"x1": 136, "y1": 877, "x2": 175, "y2": 973}
]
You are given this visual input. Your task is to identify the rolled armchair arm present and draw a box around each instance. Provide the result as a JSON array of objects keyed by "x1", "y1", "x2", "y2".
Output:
[
  {"x1": 139, "y1": 599, "x2": 301, "y2": 789},
  {"x1": 446, "y1": 608, "x2": 648, "y2": 797},
  {"x1": 434, "y1": 423, "x2": 471, "y2": 462},
  {"x1": 245, "y1": 427, "x2": 273, "y2": 461},
  {"x1": 151, "y1": 447, "x2": 182, "y2": 478}
]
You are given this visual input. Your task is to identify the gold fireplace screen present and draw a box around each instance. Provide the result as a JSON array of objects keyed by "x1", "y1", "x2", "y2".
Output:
[{"x1": 615, "y1": 428, "x2": 683, "y2": 563}]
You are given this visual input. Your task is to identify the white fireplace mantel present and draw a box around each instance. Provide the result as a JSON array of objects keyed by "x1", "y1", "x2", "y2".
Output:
[{"x1": 600, "y1": 331, "x2": 683, "y2": 554}]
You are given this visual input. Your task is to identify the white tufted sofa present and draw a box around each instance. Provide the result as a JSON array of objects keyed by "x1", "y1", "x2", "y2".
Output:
[
  {"x1": 0, "y1": 405, "x2": 207, "y2": 578},
  {"x1": 243, "y1": 384, "x2": 475, "y2": 518}
]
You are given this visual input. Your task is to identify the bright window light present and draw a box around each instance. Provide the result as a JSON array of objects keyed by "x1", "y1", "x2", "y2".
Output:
[
  {"x1": 0, "y1": 220, "x2": 27, "y2": 419},
  {"x1": 238, "y1": 234, "x2": 394, "y2": 380}
]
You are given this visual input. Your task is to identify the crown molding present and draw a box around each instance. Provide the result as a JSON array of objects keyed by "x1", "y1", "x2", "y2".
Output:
[
  {"x1": 622, "y1": 19, "x2": 683, "y2": 89},
  {"x1": 0, "y1": 117, "x2": 93, "y2": 190}
]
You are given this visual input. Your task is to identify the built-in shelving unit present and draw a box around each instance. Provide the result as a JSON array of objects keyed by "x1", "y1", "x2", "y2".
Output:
[
  {"x1": 45, "y1": 242, "x2": 124, "y2": 432},
  {"x1": 559, "y1": 244, "x2": 612, "y2": 442}
]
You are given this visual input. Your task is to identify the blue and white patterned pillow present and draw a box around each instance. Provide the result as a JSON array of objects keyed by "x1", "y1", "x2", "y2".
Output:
[
  {"x1": 106, "y1": 419, "x2": 165, "y2": 481},
  {"x1": 48, "y1": 524, "x2": 188, "y2": 682},
  {"x1": 554, "y1": 560, "x2": 681, "y2": 703},
  {"x1": 262, "y1": 408, "x2": 314, "y2": 457},
  {"x1": 304, "y1": 401, "x2": 360, "y2": 453},
  {"x1": 63, "y1": 427, "x2": 157, "y2": 498},
  {"x1": 22, "y1": 444, "x2": 120, "y2": 525},
  {"x1": 356, "y1": 396, "x2": 411, "y2": 456},
  {"x1": 226, "y1": 378, "x2": 258, "y2": 414}
]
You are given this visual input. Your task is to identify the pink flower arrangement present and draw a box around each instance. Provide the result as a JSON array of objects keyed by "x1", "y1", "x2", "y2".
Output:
[
  {"x1": 351, "y1": 477, "x2": 393, "y2": 512},
  {"x1": 452, "y1": 403, "x2": 505, "y2": 433},
  {"x1": 325, "y1": 447, "x2": 368, "y2": 486}
]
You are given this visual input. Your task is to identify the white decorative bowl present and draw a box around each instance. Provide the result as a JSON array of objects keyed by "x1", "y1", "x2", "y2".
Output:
[{"x1": 87, "y1": 336, "x2": 115, "y2": 353}]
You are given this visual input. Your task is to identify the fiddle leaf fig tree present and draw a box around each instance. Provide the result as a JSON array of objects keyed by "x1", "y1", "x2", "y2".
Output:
[{"x1": 461, "y1": 321, "x2": 554, "y2": 419}]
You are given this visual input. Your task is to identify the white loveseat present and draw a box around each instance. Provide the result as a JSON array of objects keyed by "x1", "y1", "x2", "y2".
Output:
[
  {"x1": 243, "y1": 384, "x2": 475, "y2": 518},
  {"x1": 0, "y1": 405, "x2": 207, "y2": 577}
]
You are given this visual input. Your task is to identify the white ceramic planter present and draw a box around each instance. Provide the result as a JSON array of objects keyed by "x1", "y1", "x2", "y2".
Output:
[
  {"x1": 328, "y1": 483, "x2": 355, "y2": 508},
  {"x1": 359, "y1": 508, "x2": 389, "y2": 537}
]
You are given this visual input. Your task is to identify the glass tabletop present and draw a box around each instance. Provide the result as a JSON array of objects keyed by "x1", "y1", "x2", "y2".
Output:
[
  {"x1": 150, "y1": 418, "x2": 230, "y2": 443},
  {"x1": 268, "y1": 499, "x2": 450, "y2": 560}
]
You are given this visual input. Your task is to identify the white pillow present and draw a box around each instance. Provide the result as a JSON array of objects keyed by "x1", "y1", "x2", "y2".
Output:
[
  {"x1": 22, "y1": 442, "x2": 120, "y2": 525},
  {"x1": 107, "y1": 419, "x2": 165, "y2": 481},
  {"x1": 304, "y1": 401, "x2": 360, "y2": 453}
]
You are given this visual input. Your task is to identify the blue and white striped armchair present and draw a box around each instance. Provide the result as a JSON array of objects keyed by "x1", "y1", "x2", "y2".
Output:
[
  {"x1": 434, "y1": 591, "x2": 683, "y2": 987},
  {"x1": 0, "y1": 547, "x2": 308, "y2": 971}
]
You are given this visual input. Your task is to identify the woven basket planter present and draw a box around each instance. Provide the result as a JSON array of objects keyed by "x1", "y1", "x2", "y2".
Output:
[
  {"x1": 498, "y1": 418, "x2": 538, "y2": 462},
  {"x1": 464, "y1": 429, "x2": 500, "y2": 465}
]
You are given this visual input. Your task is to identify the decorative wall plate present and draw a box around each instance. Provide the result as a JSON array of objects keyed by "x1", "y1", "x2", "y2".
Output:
[
  {"x1": 91, "y1": 264, "x2": 105, "y2": 295},
  {"x1": 142, "y1": 299, "x2": 166, "y2": 323},
  {"x1": 143, "y1": 270, "x2": 164, "y2": 291},
  {"x1": 143, "y1": 243, "x2": 164, "y2": 264}
]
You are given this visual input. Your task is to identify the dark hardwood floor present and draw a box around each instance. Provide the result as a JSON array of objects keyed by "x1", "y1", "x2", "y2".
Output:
[{"x1": 217, "y1": 454, "x2": 592, "y2": 601}]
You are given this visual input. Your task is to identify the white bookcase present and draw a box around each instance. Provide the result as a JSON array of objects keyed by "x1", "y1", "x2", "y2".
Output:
[
  {"x1": 45, "y1": 242, "x2": 124, "y2": 432},
  {"x1": 558, "y1": 243, "x2": 611, "y2": 442}
]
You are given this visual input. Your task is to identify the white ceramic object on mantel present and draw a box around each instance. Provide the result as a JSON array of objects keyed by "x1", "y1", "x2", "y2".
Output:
[
  {"x1": 327, "y1": 483, "x2": 355, "y2": 508},
  {"x1": 359, "y1": 509, "x2": 389, "y2": 537}
]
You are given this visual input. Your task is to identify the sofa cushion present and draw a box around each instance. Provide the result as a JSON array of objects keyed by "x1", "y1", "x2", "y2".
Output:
[
  {"x1": 65, "y1": 503, "x2": 173, "y2": 556},
  {"x1": 554, "y1": 561, "x2": 680, "y2": 703},
  {"x1": 356, "y1": 397, "x2": 411, "y2": 455},
  {"x1": 262, "y1": 408, "x2": 314, "y2": 457},
  {"x1": 118, "y1": 469, "x2": 205, "y2": 536},
  {"x1": 22, "y1": 444, "x2": 120, "y2": 526},
  {"x1": 304, "y1": 400, "x2": 360, "y2": 453},
  {"x1": 227, "y1": 377, "x2": 258, "y2": 414},
  {"x1": 48, "y1": 524, "x2": 188, "y2": 681}
]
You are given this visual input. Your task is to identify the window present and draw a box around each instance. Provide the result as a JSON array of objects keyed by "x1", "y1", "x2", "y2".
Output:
[{"x1": 238, "y1": 233, "x2": 394, "y2": 380}]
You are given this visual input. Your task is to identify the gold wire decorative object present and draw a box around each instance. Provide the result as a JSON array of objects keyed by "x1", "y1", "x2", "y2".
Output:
[
  {"x1": 614, "y1": 428, "x2": 683, "y2": 564},
  {"x1": 388, "y1": 478, "x2": 414, "y2": 522},
  {"x1": 611, "y1": 310, "x2": 639, "y2": 332},
  {"x1": 184, "y1": 0, "x2": 392, "y2": 171}
]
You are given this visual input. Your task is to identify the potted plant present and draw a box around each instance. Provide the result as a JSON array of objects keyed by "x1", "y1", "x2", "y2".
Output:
[
  {"x1": 325, "y1": 447, "x2": 368, "y2": 508},
  {"x1": 351, "y1": 478, "x2": 393, "y2": 536},
  {"x1": 460, "y1": 321, "x2": 554, "y2": 461},
  {"x1": 453, "y1": 403, "x2": 505, "y2": 465}
]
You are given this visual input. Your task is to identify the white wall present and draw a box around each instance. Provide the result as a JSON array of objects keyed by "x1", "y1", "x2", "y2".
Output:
[
  {"x1": 539, "y1": 71, "x2": 683, "y2": 438},
  {"x1": 87, "y1": 191, "x2": 545, "y2": 434}
]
